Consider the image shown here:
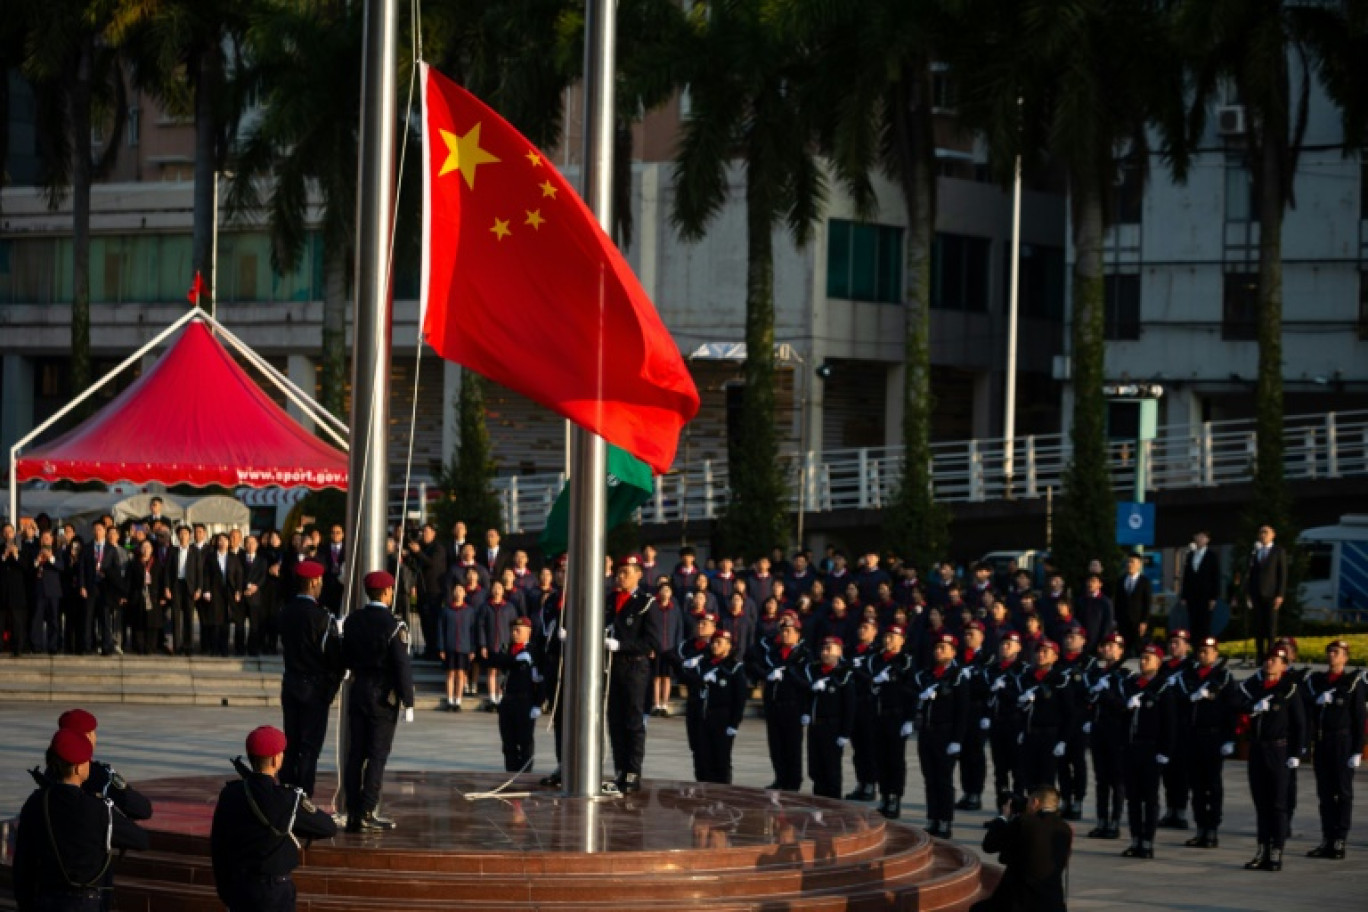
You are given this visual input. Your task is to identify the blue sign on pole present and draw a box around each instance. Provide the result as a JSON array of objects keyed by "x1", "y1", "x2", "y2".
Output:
[{"x1": 1116, "y1": 501, "x2": 1156, "y2": 546}]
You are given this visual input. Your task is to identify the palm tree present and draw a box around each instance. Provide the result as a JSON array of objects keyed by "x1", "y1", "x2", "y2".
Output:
[
  {"x1": 19, "y1": 0, "x2": 129, "y2": 404},
  {"x1": 672, "y1": 0, "x2": 826, "y2": 558}
]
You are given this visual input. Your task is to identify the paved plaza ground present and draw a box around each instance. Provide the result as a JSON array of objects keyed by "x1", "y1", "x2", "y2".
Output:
[{"x1": 2, "y1": 701, "x2": 1365, "y2": 910}]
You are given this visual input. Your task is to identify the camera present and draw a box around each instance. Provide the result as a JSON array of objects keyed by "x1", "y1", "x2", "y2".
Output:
[{"x1": 997, "y1": 790, "x2": 1027, "y2": 818}]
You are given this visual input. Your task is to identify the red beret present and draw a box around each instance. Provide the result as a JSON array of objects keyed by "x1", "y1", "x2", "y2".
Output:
[
  {"x1": 711, "y1": 629, "x2": 733, "y2": 642},
  {"x1": 1002, "y1": 631, "x2": 1022, "y2": 643},
  {"x1": 363, "y1": 570, "x2": 395, "y2": 590},
  {"x1": 1102, "y1": 633, "x2": 1126, "y2": 647},
  {"x1": 822, "y1": 636, "x2": 845, "y2": 648},
  {"x1": 778, "y1": 611, "x2": 801, "y2": 628},
  {"x1": 512, "y1": 616, "x2": 532, "y2": 628},
  {"x1": 1141, "y1": 643, "x2": 1165, "y2": 658},
  {"x1": 1036, "y1": 638, "x2": 1060, "y2": 653},
  {"x1": 1275, "y1": 636, "x2": 1298, "y2": 650},
  {"x1": 1266, "y1": 646, "x2": 1290, "y2": 663},
  {"x1": 936, "y1": 633, "x2": 959, "y2": 648},
  {"x1": 246, "y1": 725, "x2": 287, "y2": 758},
  {"x1": 50, "y1": 729, "x2": 93, "y2": 765},
  {"x1": 964, "y1": 620, "x2": 985, "y2": 633},
  {"x1": 295, "y1": 561, "x2": 324, "y2": 580},
  {"x1": 620, "y1": 553, "x2": 643, "y2": 567},
  {"x1": 1065, "y1": 623, "x2": 1086, "y2": 637},
  {"x1": 1199, "y1": 636, "x2": 1220, "y2": 649},
  {"x1": 58, "y1": 708, "x2": 98, "y2": 734},
  {"x1": 885, "y1": 623, "x2": 907, "y2": 637},
  {"x1": 1169, "y1": 628, "x2": 1190, "y2": 642},
  {"x1": 1327, "y1": 639, "x2": 1350, "y2": 653}
]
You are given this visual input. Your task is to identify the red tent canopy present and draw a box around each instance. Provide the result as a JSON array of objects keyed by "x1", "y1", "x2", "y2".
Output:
[{"x1": 17, "y1": 321, "x2": 347, "y2": 489}]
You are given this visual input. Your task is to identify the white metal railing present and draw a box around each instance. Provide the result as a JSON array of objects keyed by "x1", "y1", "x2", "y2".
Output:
[{"x1": 485, "y1": 409, "x2": 1368, "y2": 533}]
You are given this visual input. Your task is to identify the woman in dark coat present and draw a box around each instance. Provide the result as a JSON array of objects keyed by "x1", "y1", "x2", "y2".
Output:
[{"x1": 122, "y1": 541, "x2": 162, "y2": 655}]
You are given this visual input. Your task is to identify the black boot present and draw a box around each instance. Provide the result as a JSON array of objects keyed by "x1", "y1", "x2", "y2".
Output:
[
  {"x1": 1088, "y1": 820, "x2": 1110, "y2": 838},
  {"x1": 876, "y1": 794, "x2": 892, "y2": 817},
  {"x1": 1139, "y1": 840, "x2": 1154, "y2": 859},
  {"x1": 1261, "y1": 846, "x2": 1283, "y2": 871},
  {"x1": 1185, "y1": 829, "x2": 1208, "y2": 848},
  {"x1": 1103, "y1": 818, "x2": 1122, "y2": 839},
  {"x1": 846, "y1": 783, "x2": 876, "y2": 801},
  {"x1": 1121, "y1": 838, "x2": 1142, "y2": 857},
  {"x1": 1331, "y1": 839, "x2": 1346, "y2": 860},
  {"x1": 1061, "y1": 800, "x2": 1082, "y2": 821},
  {"x1": 1307, "y1": 840, "x2": 1334, "y2": 858},
  {"x1": 1245, "y1": 844, "x2": 1268, "y2": 870},
  {"x1": 883, "y1": 795, "x2": 902, "y2": 820},
  {"x1": 963, "y1": 793, "x2": 981, "y2": 811},
  {"x1": 357, "y1": 811, "x2": 397, "y2": 831},
  {"x1": 1206, "y1": 829, "x2": 1219, "y2": 849},
  {"x1": 540, "y1": 768, "x2": 562, "y2": 788},
  {"x1": 617, "y1": 771, "x2": 642, "y2": 793},
  {"x1": 1157, "y1": 809, "x2": 1188, "y2": 830}
]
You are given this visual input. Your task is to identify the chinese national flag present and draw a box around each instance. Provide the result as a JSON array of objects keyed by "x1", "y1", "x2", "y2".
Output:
[{"x1": 420, "y1": 64, "x2": 699, "y2": 475}]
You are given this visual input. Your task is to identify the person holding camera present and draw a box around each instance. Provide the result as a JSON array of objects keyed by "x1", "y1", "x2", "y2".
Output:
[{"x1": 971, "y1": 785, "x2": 1072, "y2": 912}]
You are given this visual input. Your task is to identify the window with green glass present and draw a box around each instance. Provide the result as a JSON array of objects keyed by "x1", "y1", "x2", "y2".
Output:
[
  {"x1": 931, "y1": 232, "x2": 990, "y2": 311},
  {"x1": 826, "y1": 219, "x2": 903, "y2": 304}
]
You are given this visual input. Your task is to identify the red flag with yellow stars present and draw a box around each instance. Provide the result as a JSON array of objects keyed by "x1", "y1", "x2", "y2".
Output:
[{"x1": 420, "y1": 64, "x2": 699, "y2": 475}]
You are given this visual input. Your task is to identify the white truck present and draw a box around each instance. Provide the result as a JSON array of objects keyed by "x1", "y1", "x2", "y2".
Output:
[{"x1": 1298, "y1": 514, "x2": 1368, "y2": 622}]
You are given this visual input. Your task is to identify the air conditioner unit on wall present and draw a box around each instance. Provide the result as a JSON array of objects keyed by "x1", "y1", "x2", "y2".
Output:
[{"x1": 1217, "y1": 105, "x2": 1246, "y2": 137}]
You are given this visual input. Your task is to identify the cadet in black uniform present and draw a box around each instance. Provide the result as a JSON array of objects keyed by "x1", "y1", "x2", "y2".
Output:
[
  {"x1": 485, "y1": 616, "x2": 545, "y2": 773},
  {"x1": 1156, "y1": 628, "x2": 1195, "y2": 830},
  {"x1": 1084, "y1": 633, "x2": 1130, "y2": 839},
  {"x1": 1304, "y1": 639, "x2": 1365, "y2": 860},
  {"x1": 1176, "y1": 635, "x2": 1235, "y2": 848},
  {"x1": 342, "y1": 570, "x2": 415, "y2": 832},
  {"x1": 277, "y1": 561, "x2": 343, "y2": 797},
  {"x1": 56, "y1": 708, "x2": 154, "y2": 824},
  {"x1": 911, "y1": 632, "x2": 969, "y2": 837},
  {"x1": 1274, "y1": 636, "x2": 1309, "y2": 837},
  {"x1": 210, "y1": 726, "x2": 338, "y2": 911},
  {"x1": 674, "y1": 628, "x2": 748, "y2": 783},
  {"x1": 801, "y1": 636, "x2": 856, "y2": 800},
  {"x1": 866, "y1": 623, "x2": 916, "y2": 819},
  {"x1": 747, "y1": 611, "x2": 811, "y2": 791},
  {"x1": 844, "y1": 617, "x2": 881, "y2": 801},
  {"x1": 984, "y1": 630, "x2": 1026, "y2": 797},
  {"x1": 1056, "y1": 623, "x2": 1095, "y2": 820},
  {"x1": 1014, "y1": 639, "x2": 1073, "y2": 792},
  {"x1": 604, "y1": 554, "x2": 660, "y2": 794},
  {"x1": 955, "y1": 620, "x2": 991, "y2": 812},
  {"x1": 537, "y1": 557, "x2": 567, "y2": 788},
  {"x1": 668, "y1": 610, "x2": 719, "y2": 781},
  {"x1": 13, "y1": 729, "x2": 150, "y2": 911},
  {"x1": 1112, "y1": 643, "x2": 1175, "y2": 858},
  {"x1": 1234, "y1": 644, "x2": 1306, "y2": 872}
]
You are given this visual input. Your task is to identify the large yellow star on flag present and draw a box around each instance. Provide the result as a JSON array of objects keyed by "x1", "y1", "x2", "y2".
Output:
[{"x1": 439, "y1": 124, "x2": 501, "y2": 190}]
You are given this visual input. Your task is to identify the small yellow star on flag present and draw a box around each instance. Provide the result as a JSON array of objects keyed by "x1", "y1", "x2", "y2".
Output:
[
  {"x1": 490, "y1": 217, "x2": 512, "y2": 240},
  {"x1": 526, "y1": 151, "x2": 542, "y2": 167},
  {"x1": 539, "y1": 180, "x2": 558, "y2": 199},
  {"x1": 525, "y1": 209, "x2": 545, "y2": 230}
]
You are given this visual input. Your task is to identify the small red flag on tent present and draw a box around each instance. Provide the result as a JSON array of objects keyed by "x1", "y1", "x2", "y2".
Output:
[
  {"x1": 419, "y1": 64, "x2": 699, "y2": 475},
  {"x1": 188, "y1": 271, "x2": 205, "y2": 305}
]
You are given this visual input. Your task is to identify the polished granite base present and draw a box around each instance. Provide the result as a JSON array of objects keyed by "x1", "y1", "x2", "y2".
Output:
[{"x1": 25, "y1": 773, "x2": 996, "y2": 910}]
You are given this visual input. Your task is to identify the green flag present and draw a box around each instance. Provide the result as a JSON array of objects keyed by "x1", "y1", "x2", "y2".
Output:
[{"x1": 539, "y1": 444, "x2": 654, "y2": 557}]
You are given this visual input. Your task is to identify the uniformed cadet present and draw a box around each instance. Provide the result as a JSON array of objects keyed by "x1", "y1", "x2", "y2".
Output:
[
  {"x1": 669, "y1": 611, "x2": 720, "y2": 781},
  {"x1": 866, "y1": 623, "x2": 916, "y2": 819},
  {"x1": 801, "y1": 636, "x2": 856, "y2": 800},
  {"x1": 955, "y1": 620, "x2": 991, "y2": 812},
  {"x1": 1084, "y1": 633, "x2": 1129, "y2": 839},
  {"x1": 746, "y1": 610, "x2": 811, "y2": 791},
  {"x1": 13, "y1": 729, "x2": 150, "y2": 911},
  {"x1": 912, "y1": 632, "x2": 969, "y2": 837},
  {"x1": 1304, "y1": 639, "x2": 1365, "y2": 860},
  {"x1": 55, "y1": 709, "x2": 153, "y2": 823},
  {"x1": 1274, "y1": 636, "x2": 1309, "y2": 835},
  {"x1": 342, "y1": 570, "x2": 415, "y2": 832},
  {"x1": 1014, "y1": 639, "x2": 1073, "y2": 792},
  {"x1": 485, "y1": 616, "x2": 545, "y2": 773},
  {"x1": 1234, "y1": 644, "x2": 1306, "y2": 872},
  {"x1": 1056, "y1": 623, "x2": 1095, "y2": 820},
  {"x1": 210, "y1": 726, "x2": 338, "y2": 911},
  {"x1": 984, "y1": 630, "x2": 1027, "y2": 797},
  {"x1": 844, "y1": 617, "x2": 882, "y2": 802},
  {"x1": 1113, "y1": 643, "x2": 1175, "y2": 858},
  {"x1": 674, "y1": 628, "x2": 748, "y2": 783},
  {"x1": 277, "y1": 561, "x2": 343, "y2": 797},
  {"x1": 537, "y1": 556, "x2": 568, "y2": 788},
  {"x1": 1176, "y1": 635, "x2": 1235, "y2": 848},
  {"x1": 603, "y1": 554, "x2": 660, "y2": 794},
  {"x1": 1156, "y1": 628, "x2": 1195, "y2": 830}
]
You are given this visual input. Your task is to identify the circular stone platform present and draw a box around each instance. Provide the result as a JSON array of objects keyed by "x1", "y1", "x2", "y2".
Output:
[{"x1": 98, "y1": 773, "x2": 995, "y2": 910}]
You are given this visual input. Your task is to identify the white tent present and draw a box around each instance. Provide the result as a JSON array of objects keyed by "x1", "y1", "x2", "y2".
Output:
[
  {"x1": 183, "y1": 495, "x2": 251, "y2": 537},
  {"x1": 112, "y1": 493, "x2": 185, "y2": 526}
]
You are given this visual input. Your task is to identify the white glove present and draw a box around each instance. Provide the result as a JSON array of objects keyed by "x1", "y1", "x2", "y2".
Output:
[
  {"x1": 604, "y1": 636, "x2": 620, "y2": 652},
  {"x1": 1190, "y1": 684, "x2": 1209, "y2": 702},
  {"x1": 1052, "y1": 741, "x2": 1066, "y2": 758},
  {"x1": 530, "y1": 706, "x2": 542, "y2": 720},
  {"x1": 873, "y1": 669, "x2": 890, "y2": 684},
  {"x1": 836, "y1": 737, "x2": 849, "y2": 748},
  {"x1": 1287, "y1": 758, "x2": 1300, "y2": 769},
  {"x1": 920, "y1": 686, "x2": 938, "y2": 702},
  {"x1": 1156, "y1": 754, "x2": 1169, "y2": 766},
  {"x1": 979, "y1": 717, "x2": 991, "y2": 731},
  {"x1": 1017, "y1": 733, "x2": 1024, "y2": 745},
  {"x1": 516, "y1": 651, "x2": 534, "y2": 664},
  {"x1": 991, "y1": 677, "x2": 1008, "y2": 692},
  {"x1": 800, "y1": 714, "x2": 811, "y2": 726},
  {"x1": 725, "y1": 726, "x2": 738, "y2": 737},
  {"x1": 1318, "y1": 691, "x2": 1334, "y2": 706},
  {"x1": 1017, "y1": 691, "x2": 1035, "y2": 706},
  {"x1": 947, "y1": 742, "x2": 961, "y2": 756},
  {"x1": 1220, "y1": 742, "x2": 1235, "y2": 757},
  {"x1": 900, "y1": 722, "x2": 914, "y2": 738},
  {"x1": 557, "y1": 627, "x2": 567, "y2": 641},
  {"x1": 1082, "y1": 722, "x2": 1093, "y2": 734},
  {"x1": 1091, "y1": 680, "x2": 1108, "y2": 694},
  {"x1": 1127, "y1": 694, "x2": 1143, "y2": 710},
  {"x1": 768, "y1": 668, "x2": 785, "y2": 682},
  {"x1": 1252, "y1": 697, "x2": 1271, "y2": 714},
  {"x1": 683, "y1": 655, "x2": 702, "y2": 670},
  {"x1": 703, "y1": 670, "x2": 718, "y2": 684},
  {"x1": 1349, "y1": 755, "x2": 1362, "y2": 770},
  {"x1": 403, "y1": 706, "x2": 414, "y2": 724},
  {"x1": 812, "y1": 677, "x2": 829, "y2": 693}
]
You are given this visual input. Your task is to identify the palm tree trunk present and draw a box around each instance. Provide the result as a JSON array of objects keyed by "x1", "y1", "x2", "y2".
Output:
[
  {"x1": 320, "y1": 247, "x2": 348, "y2": 419},
  {"x1": 1253, "y1": 121, "x2": 1287, "y2": 528},
  {"x1": 70, "y1": 37, "x2": 93, "y2": 404},
  {"x1": 192, "y1": 45, "x2": 222, "y2": 312}
]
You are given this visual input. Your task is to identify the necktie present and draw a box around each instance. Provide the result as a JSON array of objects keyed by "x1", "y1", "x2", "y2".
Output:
[{"x1": 1126, "y1": 577, "x2": 1134, "y2": 594}]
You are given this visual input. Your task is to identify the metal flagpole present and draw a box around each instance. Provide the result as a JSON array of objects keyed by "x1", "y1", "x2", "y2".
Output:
[
  {"x1": 562, "y1": 0, "x2": 616, "y2": 800},
  {"x1": 1002, "y1": 151, "x2": 1022, "y2": 499}
]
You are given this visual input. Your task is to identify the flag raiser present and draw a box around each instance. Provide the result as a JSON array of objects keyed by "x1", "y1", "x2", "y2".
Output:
[{"x1": 419, "y1": 64, "x2": 700, "y2": 476}]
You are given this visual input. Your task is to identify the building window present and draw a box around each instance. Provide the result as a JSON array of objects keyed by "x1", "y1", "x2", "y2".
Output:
[
  {"x1": 1103, "y1": 273, "x2": 1141, "y2": 340},
  {"x1": 931, "y1": 232, "x2": 990, "y2": 311},
  {"x1": 1113, "y1": 163, "x2": 1143, "y2": 225},
  {"x1": 826, "y1": 219, "x2": 904, "y2": 304},
  {"x1": 1222, "y1": 272, "x2": 1259, "y2": 340},
  {"x1": 1225, "y1": 153, "x2": 1257, "y2": 223},
  {"x1": 1014, "y1": 244, "x2": 1065, "y2": 320},
  {"x1": 931, "y1": 62, "x2": 955, "y2": 111},
  {"x1": 127, "y1": 106, "x2": 140, "y2": 148}
]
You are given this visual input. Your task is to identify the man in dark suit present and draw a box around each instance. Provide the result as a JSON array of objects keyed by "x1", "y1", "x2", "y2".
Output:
[
  {"x1": 1075, "y1": 574, "x2": 1116, "y2": 655},
  {"x1": 1114, "y1": 553, "x2": 1152, "y2": 649},
  {"x1": 321, "y1": 524, "x2": 346, "y2": 612},
  {"x1": 163, "y1": 525, "x2": 203, "y2": 654},
  {"x1": 241, "y1": 535, "x2": 270, "y2": 656},
  {"x1": 1245, "y1": 524, "x2": 1287, "y2": 662},
  {"x1": 482, "y1": 528, "x2": 510, "y2": 579},
  {"x1": 407, "y1": 523, "x2": 448, "y2": 660},
  {"x1": 971, "y1": 786, "x2": 1072, "y2": 912},
  {"x1": 79, "y1": 522, "x2": 122, "y2": 655},
  {"x1": 1180, "y1": 531, "x2": 1221, "y2": 643},
  {"x1": 202, "y1": 533, "x2": 245, "y2": 656}
]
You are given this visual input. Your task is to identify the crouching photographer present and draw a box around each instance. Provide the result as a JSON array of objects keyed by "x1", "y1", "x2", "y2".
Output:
[{"x1": 971, "y1": 786, "x2": 1073, "y2": 912}]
